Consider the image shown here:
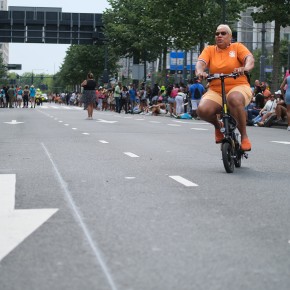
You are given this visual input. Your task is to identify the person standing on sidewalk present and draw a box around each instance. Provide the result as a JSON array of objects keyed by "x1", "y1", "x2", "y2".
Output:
[
  {"x1": 114, "y1": 81, "x2": 122, "y2": 113},
  {"x1": 280, "y1": 72, "x2": 290, "y2": 131},
  {"x1": 23, "y1": 85, "x2": 30, "y2": 108}
]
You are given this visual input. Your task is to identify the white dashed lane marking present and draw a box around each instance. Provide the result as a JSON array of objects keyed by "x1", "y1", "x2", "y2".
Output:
[
  {"x1": 82, "y1": 133, "x2": 90, "y2": 135},
  {"x1": 169, "y1": 176, "x2": 198, "y2": 187},
  {"x1": 124, "y1": 152, "x2": 139, "y2": 158},
  {"x1": 191, "y1": 128, "x2": 208, "y2": 131},
  {"x1": 271, "y1": 141, "x2": 290, "y2": 145},
  {"x1": 99, "y1": 140, "x2": 109, "y2": 144},
  {"x1": 96, "y1": 119, "x2": 118, "y2": 123}
]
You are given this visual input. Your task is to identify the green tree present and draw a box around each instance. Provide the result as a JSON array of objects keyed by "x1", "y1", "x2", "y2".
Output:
[
  {"x1": 104, "y1": 0, "x2": 246, "y2": 81},
  {"x1": 58, "y1": 44, "x2": 118, "y2": 89},
  {"x1": 280, "y1": 38, "x2": 290, "y2": 72},
  {"x1": 244, "y1": 0, "x2": 290, "y2": 90}
]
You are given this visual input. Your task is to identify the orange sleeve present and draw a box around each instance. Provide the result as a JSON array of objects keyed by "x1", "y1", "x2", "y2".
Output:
[
  {"x1": 198, "y1": 46, "x2": 213, "y2": 66},
  {"x1": 237, "y1": 43, "x2": 252, "y2": 64}
]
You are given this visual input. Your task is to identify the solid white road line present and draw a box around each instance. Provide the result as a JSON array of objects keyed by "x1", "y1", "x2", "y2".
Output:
[
  {"x1": 41, "y1": 143, "x2": 118, "y2": 290},
  {"x1": 124, "y1": 152, "x2": 139, "y2": 158},
  {"x1": 169, "y1": 176, "x2": 198, "y2": 187}
]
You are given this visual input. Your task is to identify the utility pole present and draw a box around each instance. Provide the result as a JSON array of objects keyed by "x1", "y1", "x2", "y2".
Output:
[
  {"x1": 288, "y1": 43, "x2": 290, "y2": 69},
  {"x1": 183, "y1": 50, "x2": 187, "y2": 84},
  {"x1": 103, "y1": 45, "x2": 109, "y2": 85},
  {"x1": 260, "y1": 23, "x2": 266, "y2": 82}
]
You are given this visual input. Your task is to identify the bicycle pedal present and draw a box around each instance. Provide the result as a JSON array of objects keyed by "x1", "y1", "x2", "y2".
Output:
[{"x1": 243, "y1": 153, "x2": 249, "y2": 159}]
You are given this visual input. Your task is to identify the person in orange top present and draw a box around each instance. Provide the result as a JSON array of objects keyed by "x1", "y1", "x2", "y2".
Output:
[{"x1": 196, "y1": 24, "x2": 255, "y2": 151}]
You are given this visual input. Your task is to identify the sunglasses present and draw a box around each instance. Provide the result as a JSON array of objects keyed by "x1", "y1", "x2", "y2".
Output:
[{"x1": 215, "y1": 31, "x2": 227, "y2": 36}]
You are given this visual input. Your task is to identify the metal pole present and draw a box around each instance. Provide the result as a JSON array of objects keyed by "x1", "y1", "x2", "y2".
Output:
[
  {"x1": 260, "y1": 23, "x2": 266, "y2": 82},
  {"x1": 190, "y1": 49, "x2": 193, "y2": 80},
  {"x1": 183, "y1": 50, "x2": 187, "y2": 84},
  {"x1": 175, "y1": 50, "x2": 178, "y2": 84},
  {"x1": 103, "y1": 45, "x2": 109, "y2": 85},
  {"x1": 287, "y1": 44, "x2": 290, "y2": 71}
]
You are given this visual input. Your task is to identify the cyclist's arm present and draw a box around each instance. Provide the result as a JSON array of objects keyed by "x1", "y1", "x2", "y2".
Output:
[
  {"x1": 244, "y1": 55, "x2": 255, "y2": 72},
  {"x1": 195, "y1": 60, "x2": 206, "y2": 75}
]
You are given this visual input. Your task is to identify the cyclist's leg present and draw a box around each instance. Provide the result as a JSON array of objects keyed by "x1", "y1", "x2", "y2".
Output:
[
  {"x1": 227, "y1": 85, "x2": 251, "y2": 139},
  {"x1": 197, "y1": 90, "x2": 222, "y2": 128}
]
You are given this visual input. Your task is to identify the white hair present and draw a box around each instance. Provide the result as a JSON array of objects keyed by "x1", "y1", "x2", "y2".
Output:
[{"x1": 216, "y1": 24, "x2": 232, "y2": 36}]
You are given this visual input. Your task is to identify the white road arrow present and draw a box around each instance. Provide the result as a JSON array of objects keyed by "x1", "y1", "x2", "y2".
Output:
[
  {"x1": 0, "y1": 174, "x2": 58, "y2": 261},
  {"x1": 4, "y1": 120, "x2": 24, "y2": 125}
]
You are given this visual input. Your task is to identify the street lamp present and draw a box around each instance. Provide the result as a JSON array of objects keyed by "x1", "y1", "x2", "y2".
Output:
[{"x1": 31, "y1": 68, "x2": 44, "y2": 85}]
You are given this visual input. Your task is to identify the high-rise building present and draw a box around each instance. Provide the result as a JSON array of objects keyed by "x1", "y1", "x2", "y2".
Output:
[{"x1": 0, "y1": 0, "x2": 9, "y2": 65}]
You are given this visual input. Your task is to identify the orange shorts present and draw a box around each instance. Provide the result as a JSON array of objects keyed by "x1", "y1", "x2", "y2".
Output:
[{"x1": 202, "y1": 85, "x2": 252, "y2": 107}]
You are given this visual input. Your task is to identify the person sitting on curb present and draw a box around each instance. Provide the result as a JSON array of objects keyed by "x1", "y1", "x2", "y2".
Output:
[
  {"x1": 146, "y1": 97, "x2": 167, "y2": 116},
  {"x1": 256, "y1": 94, "x2": 277, "y2": 127},
  {"x1": 273, "y1": 90, "x2": 287, "y2": 124}
]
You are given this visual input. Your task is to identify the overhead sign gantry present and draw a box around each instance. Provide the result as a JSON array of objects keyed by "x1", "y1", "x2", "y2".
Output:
[{"x1": 0, "y1": 6, "x2": 104, "y2": 44}]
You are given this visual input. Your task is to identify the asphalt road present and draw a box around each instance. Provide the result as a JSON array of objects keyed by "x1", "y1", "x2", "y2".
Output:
[{"x1": 0, "y1": 103, "x2": 290, "y2": 290}]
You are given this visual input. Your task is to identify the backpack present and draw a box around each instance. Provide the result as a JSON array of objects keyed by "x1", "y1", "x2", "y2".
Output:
[{"x1": 193, "y1": 87, "x2": 201, "y2": 99}]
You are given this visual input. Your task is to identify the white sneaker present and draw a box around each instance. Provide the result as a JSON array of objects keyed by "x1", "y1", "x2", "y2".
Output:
[{"x1": 287, "y1": 126, "x2": 290, "y2": 131}]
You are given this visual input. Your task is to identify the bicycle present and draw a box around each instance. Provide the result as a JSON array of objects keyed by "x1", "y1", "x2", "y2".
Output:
[{"x1": 207, "y1": 73, "x2": 249, "y2": 173}]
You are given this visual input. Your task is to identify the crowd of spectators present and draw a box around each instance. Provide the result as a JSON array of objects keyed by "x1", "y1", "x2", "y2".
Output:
[
  {"x1": 246, "y1": 68, "x2": 290, "y2": 131},
  {"x1": 2, "y1": 69, "x2": 289, "y2": 132}
]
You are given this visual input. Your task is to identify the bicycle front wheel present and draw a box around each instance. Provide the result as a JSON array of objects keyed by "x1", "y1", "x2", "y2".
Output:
[{"x1": 221, "y1": 142, "x2": 235, "y2": 173}]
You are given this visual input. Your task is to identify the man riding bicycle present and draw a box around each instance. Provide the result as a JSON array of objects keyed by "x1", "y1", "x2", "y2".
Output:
[{"x1": 195, "y1": 24, "x2": 255, "y2": 151}]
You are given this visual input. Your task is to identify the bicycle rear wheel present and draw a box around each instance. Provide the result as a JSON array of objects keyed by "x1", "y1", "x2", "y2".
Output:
[{"x1": 221, "y1": 142, "x2": 235, "y2": 173}]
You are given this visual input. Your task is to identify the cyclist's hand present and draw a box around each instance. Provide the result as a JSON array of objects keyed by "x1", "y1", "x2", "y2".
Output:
[
  {"x1": 196, "y1": 72, "x2": 208, "y2": 80},
  {"x1": 233, "y1": 67, "x2": 245, "y2": 75}
]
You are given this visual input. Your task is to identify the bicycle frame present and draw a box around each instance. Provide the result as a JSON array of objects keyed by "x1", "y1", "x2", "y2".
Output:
[{"x1": 207, "y1": 73, "x2": 238, "y2": 140}]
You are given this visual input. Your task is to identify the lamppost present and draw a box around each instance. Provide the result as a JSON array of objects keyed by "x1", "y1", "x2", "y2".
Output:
[
  {"x1": 260, "y1": 24, "x2": 266, "y2": 82},
  {"x1": 288, "y1": 43, "x2": 290, "y2": 69},
  {"x1": 31, "y1": 68, "x2": 44, "y2": 85}
]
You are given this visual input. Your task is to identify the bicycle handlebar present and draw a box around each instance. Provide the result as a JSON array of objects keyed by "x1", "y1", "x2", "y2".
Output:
[{"x1": 206, "y1": 72, "x2": 240, "y2": 82}]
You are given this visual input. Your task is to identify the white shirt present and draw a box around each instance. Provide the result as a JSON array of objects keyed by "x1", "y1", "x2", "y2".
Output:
[{"x1": 263, "y1": 99, "x2": 277, "y2": 113}]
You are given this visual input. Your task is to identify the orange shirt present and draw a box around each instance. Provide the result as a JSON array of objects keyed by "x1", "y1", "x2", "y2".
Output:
[{"x1": 198, "y1": 42, "x2": 252, "y2": 94}]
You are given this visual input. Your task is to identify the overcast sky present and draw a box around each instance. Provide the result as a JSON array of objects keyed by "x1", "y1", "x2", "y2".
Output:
[{"x1": 8, "y1": 0, "x2": 110, "y2": 75}]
